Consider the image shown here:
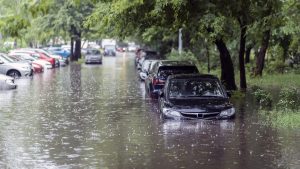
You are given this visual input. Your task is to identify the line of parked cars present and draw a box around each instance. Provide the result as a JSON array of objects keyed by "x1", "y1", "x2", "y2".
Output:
[
  {"x1": 135, "y1": 49, "x2": 235, "y2": 120},
  {"x1": 0, "y1": 47, "x2": 70, "y2": 90}
]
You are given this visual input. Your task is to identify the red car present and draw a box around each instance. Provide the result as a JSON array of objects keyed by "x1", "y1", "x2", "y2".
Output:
[
  {"x1": 11, "y1": 50, "x2": 55, "y2": 68},
  {"x1": 37, "y1": 52, "x2": 55, "y2": 67},
  {"x1": 32, "y1": 63, "x2": 44, "y2": 73}
]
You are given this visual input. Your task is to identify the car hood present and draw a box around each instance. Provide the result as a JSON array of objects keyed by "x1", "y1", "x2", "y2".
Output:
[
  {"x1": 33, "y1": 60, "x2": 51, "y2": 65},
  {"x1": 168, "y1": 98, "x2": 232, "y2": 112}
]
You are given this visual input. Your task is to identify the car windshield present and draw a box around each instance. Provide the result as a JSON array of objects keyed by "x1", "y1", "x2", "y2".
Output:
[
  {"x1": 168, "y1": 79, "x2": 225, "y2": 98},
  {"x1": 86, "y1": 50, "x2": 100, "y2": 55},
  {"x1": 0, "y1": 55, "x2": 13, "y2": 63},
  {"x1": 0, "y1": 54, "x2": 14, "y2": 62},
  {"x1": 158, "y1": 66, "x2": 198, "y2": 79}
]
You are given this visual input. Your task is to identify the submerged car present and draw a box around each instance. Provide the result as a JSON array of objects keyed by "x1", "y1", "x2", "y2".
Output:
[
  {"x1": 0, "y1": 74, "x2": 17, "y2": 90},
  {"x1": 85, "y1": 49, "x2": 103, "y2": 64},
  {"x1": 145, "y1": 60, "x2": 199, "y2": 97},
  {"x1": 158, "y1": 74, "x2": 235, "y2": 120}
]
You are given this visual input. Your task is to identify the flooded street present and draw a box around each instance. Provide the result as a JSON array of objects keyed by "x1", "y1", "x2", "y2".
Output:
[{"x1": 0, "y1": 53, "x2": 299, "y2": 169}]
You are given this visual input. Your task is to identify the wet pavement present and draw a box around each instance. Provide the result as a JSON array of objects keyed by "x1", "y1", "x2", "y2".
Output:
[{"x1": 0, "y1": 53, "x2": 299, "y2": 169}]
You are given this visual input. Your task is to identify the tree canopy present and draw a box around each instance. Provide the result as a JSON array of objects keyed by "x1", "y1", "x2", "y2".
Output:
[{"x1": 0, "y1": 0, "x2": 299, "y2": 90}]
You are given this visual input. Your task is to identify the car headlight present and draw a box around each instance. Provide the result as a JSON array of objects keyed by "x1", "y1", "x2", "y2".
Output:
[
  {"x1": 162, "y1": 108, "x2": 182, "y2": 117},
  {"x1": 220, "y1": 108, "x2": 235, "y2": 117}
]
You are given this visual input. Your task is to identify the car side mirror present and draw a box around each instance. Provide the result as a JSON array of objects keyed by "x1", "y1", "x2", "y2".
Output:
[
  {"x1": 226, "y1": 91, "x2": 232, "y2": 98},
  {"x1": 0, "y1": 60, "x2": 4, "y2": 64}
]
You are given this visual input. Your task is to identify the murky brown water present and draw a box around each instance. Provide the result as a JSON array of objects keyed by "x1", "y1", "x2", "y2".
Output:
[{"x1": 0, "y1": 53, "x2": 299, "y2": 169}]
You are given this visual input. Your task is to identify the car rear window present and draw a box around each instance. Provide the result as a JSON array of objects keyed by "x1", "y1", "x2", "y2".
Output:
[
  {"x1": 87, "y1": 50, "x2": 100, "y2": 55},
  {"x1": 157, "y1": 66, "x2": 198, "y2": 79}
]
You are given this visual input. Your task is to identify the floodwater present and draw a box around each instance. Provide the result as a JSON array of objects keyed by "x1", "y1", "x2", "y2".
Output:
[{"x1": 0, "y1": 53, "x2": 299, "y2": 169}]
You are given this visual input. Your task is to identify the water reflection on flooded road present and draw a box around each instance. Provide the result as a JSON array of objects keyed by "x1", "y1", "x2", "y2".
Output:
[{"x1": 0, "y1": 54, "x2": 299, "y2": 169}]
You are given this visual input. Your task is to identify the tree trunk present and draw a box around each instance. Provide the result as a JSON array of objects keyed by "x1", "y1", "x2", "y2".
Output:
[
  {"x1": 70, "y1": 37, "x2": 75, "y2": 61},
  {"x1": 74, "y1": 32, "x2": 81, "y2": 61},
  {"x1": 215, "y1": 38, "x2": 237, "y2": 90},
  {"x1": 245, "y1": 46, "x2": 252, "y2": 64},
  {"x1": 205, "y1": 44, "x2": 210, "y2": 73},
  {"x1": 238, "y1": 26, "x2": 247, "y2": 90},
  {"x1": 254, "y1": 30, "x2": 271, "y2": 76}
]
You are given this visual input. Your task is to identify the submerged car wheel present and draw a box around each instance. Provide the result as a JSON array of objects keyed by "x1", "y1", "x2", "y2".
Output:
[{"x1": 7, "y1": 70, "x2": 21, "y2": 78}]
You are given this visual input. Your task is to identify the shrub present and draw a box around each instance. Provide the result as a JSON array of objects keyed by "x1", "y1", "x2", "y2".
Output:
[
  {"x1": 166, "y1": 50, "x2": 198, "y2": 63},
  {"x1": 266, "y1": 61, "x2": 287, "y2": 74},
  {"x1": 253, "y1": 89, "x2": 272, "y2": 108},
  {"x1": 276, "y1": 87, "x2": 300, "y2": 110}
]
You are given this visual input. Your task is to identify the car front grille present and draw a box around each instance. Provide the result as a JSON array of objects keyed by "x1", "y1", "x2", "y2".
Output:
[{"x1": 180, "y1": 112, "x2": 220, "y2": 119}]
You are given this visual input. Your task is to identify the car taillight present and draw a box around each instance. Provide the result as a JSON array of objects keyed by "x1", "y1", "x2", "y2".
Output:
[{"x1": 152, "y1": 78, "x2": 164, "y2": 85}]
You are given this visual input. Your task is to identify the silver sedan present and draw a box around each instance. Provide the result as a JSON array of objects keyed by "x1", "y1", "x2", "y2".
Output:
[
  {"x1": 0, "y1": 53, "x2": 32, "y2": 78},
  {"x1": 85, "y1": 49, "x2": 103, "y2": 64}
]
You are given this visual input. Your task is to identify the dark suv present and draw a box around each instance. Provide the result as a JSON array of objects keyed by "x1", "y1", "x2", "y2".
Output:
[
  {"x1": 158, "y1": 74, "x2": 235, "y2": 120},
  {"x1": 145, "y1": 61, "x2": 199, "y2": 97}
]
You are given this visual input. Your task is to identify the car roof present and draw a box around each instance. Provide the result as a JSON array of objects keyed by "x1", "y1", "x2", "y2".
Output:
[
  {"x1": 156, "y1": 60, "x2": 196, "y2": 67},
  {"x1": 167, "y1": 74, "x2": 219, "y2": 80}
]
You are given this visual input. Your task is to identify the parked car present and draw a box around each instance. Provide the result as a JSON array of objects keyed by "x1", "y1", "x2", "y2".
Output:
[
  {"x1": 6, "y1": 54, "x2": 43, "y2": 73},
  {"x1": 128, "y1": 44, "x2": 138, "y2": 52},
  {"x1": 158, "y1": 74, "x2": 235, "y2": 120},
  {"x1": 21, "y1": 48, "x2": 62, "y2": 67},
  {"x1": 0, "y1": 53, "x2": 33, "y2": 78},
  {"x1": 135, "y1": 50, "x2": 159, "y2": 69},
  {"x1": 138, "y1": 60, "x2": 158, "y2": 81},
  {"x1": 9, "y1": 52, "x2": 52, "y2": 69},
  {"x1": 0, "y1": 74, "x2": 17, "y2": 90},
  {"x1": 145, "y1": 61, "x2": 199, "y2": 97},
  {"x1": 85, "y1": 49, "x2": 103, "y2": 64},
  {"x1": 47, "y1": 47, "x2": 70, "y2": 58},
  {"x1": 10, "y1": 50, "x2": 55, "y2": 68},
  {"x1": 103, "y1": 45, "x2": 116, "y2": 56}
]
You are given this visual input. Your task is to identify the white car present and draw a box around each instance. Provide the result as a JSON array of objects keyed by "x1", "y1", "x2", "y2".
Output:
[
  {"x1": 9, "y1": 52, "x2": 52, "y2": 69},
  {"x1": 0, "y1": 54, "x2": 32, "y2": 78},
  {"x1": 0, "y1": 74, "x2": 17, "y2": 90}
]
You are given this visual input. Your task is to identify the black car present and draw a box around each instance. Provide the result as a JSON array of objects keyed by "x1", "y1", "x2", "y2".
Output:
[
  {"x1": 103, "y1": 45, "x2": 116, "y2": 56},
  {"x1": 158, "y1": 74, "x2": 235, "y2": 120},
  {"x1": 145, "y1": 60, "x2": 199, "y2": 97}
]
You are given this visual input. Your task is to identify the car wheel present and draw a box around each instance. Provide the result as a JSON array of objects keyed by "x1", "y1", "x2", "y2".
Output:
[{"x1": 7, "y1": 70, "x2": 21, "y2": 78}]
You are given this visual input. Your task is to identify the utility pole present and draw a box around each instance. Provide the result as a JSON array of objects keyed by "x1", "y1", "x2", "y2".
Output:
[{"x1": 178, "y1": 28, "x2": 182, "y2": 55}]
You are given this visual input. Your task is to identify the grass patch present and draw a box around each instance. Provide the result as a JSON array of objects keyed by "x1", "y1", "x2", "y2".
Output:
[
  {"x1": 247, "y1": 73, "x2": 300, "y2": 88},
  {"x1": 260, "y1": 110, "x2": 300, "y2": 128},
  {"x1": 230, "y1": 90, "x2": 246, "y2": 99}
]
